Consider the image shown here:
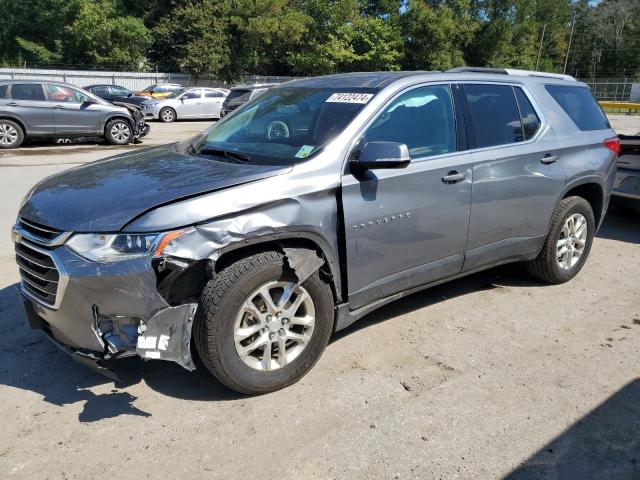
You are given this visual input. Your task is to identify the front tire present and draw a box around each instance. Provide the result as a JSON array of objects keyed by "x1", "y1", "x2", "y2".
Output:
[
  {"x1": 194, "y1": 251, "x2": 334, "y2": 395},
  {"x1": 105, "y1": 119, "x2": 132, "y2": 145},
  {"x1": 526, "y1": 196, "x2": 595, "y2": 284},
  {"x1": 159, "y1": 107, "x2": 176, "y2": 123},
  {"x1": 0, "y1": 119, "x2": 24, "y2": 149}
]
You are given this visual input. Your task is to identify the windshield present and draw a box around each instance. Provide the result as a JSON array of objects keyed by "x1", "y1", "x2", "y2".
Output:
[{"x1": 193, "y1": 87, "x2": 377, "y2": 165}]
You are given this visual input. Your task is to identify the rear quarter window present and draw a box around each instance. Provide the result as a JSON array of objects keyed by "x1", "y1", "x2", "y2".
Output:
[
  {"x1": 0, "y1": 85, "x2": 8, "y2": 98},
  {"x1": 545, "y1": 85, "x2": 610, "y2": 131}
]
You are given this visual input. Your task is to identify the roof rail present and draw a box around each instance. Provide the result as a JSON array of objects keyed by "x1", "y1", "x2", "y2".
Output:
[{"x1": 447, "y1": 66, "x2": 576, "y2": 82}]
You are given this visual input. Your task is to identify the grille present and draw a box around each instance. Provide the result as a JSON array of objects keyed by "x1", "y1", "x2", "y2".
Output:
[
  {"x1": 18, "y1": 217, "x2": 62, "y2": 242},
  {"x1": 15, "y1": 241, "x2": 60, "y2": 306}
]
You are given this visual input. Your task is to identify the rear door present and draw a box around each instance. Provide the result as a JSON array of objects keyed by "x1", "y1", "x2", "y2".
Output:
[
  {"x1": 341, "y1": 83, "x2": 473, "y2": 309},
  {"x1": 5, "y1": 83, "x2": 55, "y2": 135},
  {"x1": 202, "y1": 89, "x2": 225, "y2": 118},
  {"x1": 461, "y1": 83, "x2": 565, "y2": 270},
  {"x1": 46, "y1": 84, "x2": 102, "y2": 135}
]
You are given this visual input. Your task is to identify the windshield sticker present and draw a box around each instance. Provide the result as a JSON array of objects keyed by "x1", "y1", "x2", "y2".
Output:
[
  {"x1": 295, "y1": 145, "x2": 315, "y2": 158},
  {"x1": 326, "y1": 93, "x2": 374, "y2": 104}
]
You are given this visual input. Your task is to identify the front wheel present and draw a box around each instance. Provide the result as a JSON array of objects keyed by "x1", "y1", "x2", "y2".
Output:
[
  {"x1": 526, "y1": 196, "x2": 595, "y2": 284},
  {"x1": 194, "y1": 250, "x2": 334, "y2": 395},
  {"x1": 159, "y1": 107, "x2": 176, "y2": 123},
  {"x1": 105, "y1": 119, "x2": 132, "y2": 145}
]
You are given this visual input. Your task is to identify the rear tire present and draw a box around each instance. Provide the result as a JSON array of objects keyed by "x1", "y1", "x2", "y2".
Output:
[
  {"x1": 526, "y1": 196, "x2": 595, "y2": 284},
  {"x1": 105, "y1": 119, "x2": 132, "y2": 145},
  {"x1": 159, "y1": 107, "x2": 176, "y2": 123},
  {"x1": 194, "y1": 250, "x2": 334, "y2": 395},
  {"x1": 0, "y1": 119, "x2": 24, "y2": 149}
]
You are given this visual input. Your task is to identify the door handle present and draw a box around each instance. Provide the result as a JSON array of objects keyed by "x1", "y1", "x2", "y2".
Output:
[
  {"x1": 442, "y1": 171, "x2": 466, "y2": 184},
  {"x1": 541, "y1": 154, "x2": 558, "y2": 164},
  {"x1": 7, "y1": 102, "x2": 18, "y2": 107},
  {"x1": 53, "y1": 104, "x2": 65, "y2": 110}
]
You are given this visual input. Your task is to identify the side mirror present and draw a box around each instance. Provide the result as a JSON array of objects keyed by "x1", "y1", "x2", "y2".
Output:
[
  {"x1": 82, "y1": 98, "x2": 97, "y2": 106},
  {"x1": 351, "y1": 141, "x2": 411, "y2": 172}
]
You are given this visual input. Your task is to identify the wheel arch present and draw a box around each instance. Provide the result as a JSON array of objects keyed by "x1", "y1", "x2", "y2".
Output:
[
  {"x1": 103, "y1": 114, "x2": 134, "y2": 133},
  {"x1": 161, "y1": 233, "x2": 343, "y2": 306},
  {"x1": 559, "y1": 178, "x2": 606, "y2": 228},
  {"x1": 0, "y1": 115, "x2": 27, "y2": 136}
]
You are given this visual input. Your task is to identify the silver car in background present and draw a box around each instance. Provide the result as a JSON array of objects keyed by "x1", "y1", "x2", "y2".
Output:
[{"x1": 143, "y1": 88, "x2": 230, "y2": 122}]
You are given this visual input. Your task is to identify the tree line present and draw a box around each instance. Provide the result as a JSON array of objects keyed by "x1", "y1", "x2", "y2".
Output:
[{"x1": 1, "y1": 0, "x2": 639, "y2": 82}]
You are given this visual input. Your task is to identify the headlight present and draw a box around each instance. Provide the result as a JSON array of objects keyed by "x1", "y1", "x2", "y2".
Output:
[{"x1": 66, "y1": 230, "x2": 188, "y2": 263}]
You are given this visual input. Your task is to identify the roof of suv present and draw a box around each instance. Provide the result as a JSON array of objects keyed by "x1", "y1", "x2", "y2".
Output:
[{"x1": 282, "y1": 68, "x2": 580, "y2": 90}]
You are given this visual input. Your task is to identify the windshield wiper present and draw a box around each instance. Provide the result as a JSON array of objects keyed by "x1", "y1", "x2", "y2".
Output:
[{"x1": 196, "y1": 147, "x2": 251, "y2": 163}]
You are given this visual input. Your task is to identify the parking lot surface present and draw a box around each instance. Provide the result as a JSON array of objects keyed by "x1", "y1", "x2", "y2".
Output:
[{"x1": 0, "y1": 117, "x2": 638, "y2": 479}]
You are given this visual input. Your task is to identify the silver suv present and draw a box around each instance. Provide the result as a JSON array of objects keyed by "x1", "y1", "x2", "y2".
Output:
[
  {"x1": 13, "y1": 69, "x2": 618, "y2": 394},
  {"x1": 0, "y1": 80, "x2": 149, "y2": 148}
]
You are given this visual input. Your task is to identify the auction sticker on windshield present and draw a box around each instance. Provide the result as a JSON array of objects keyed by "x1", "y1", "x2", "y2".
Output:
[
  {"x1": 326, "y1": 93, "x2": 374, "y2": 104},
  {"x1": 295, "y1": 145, "x2": 315, "y2": 158}
]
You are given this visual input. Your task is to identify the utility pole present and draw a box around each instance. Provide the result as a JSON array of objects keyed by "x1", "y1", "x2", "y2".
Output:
[
  {"x1": 564, "y1": 15, "x2": 576, "y2": 74},
  {"x1": 536, "y1": 24, "x2": 546, "y2": 71}
]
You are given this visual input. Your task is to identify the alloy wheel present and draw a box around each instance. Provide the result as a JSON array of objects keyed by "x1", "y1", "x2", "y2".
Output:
[
  {"x1": 110, "y1": 122, "x2": 131, "y2": 142},
  {"x1": 161, "y1": 109, "x2": 175, "y2": 122},
  {"x1": 556, "y1": 213, "x2": 588, "y2": 270},
  {"x1": 0, "y1": 123, "x2": 18, "y2": 146},
  {"x1": 233, "y1": 280, "x2": 315, "y2": 372}
]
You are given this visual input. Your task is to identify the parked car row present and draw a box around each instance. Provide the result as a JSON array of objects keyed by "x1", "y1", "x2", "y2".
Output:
[{"x1": 0, "y1": 80, "x2": 149, "y2": 149}]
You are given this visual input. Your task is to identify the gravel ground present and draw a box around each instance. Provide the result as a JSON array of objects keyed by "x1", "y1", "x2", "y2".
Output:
[{"x1": 0, "y1": 116, "x2": 638, "y2": 480}]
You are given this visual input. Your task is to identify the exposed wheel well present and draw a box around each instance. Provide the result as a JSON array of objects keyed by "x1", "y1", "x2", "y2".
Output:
[
  {"x1": 563, "y1": 183, "x2": 604, "y2": 226},
  {"x1": 0, "y1": 116, "x2": 26, "y2": 135},
  {"x1": 159, "y1": 239, "x2": 339, "y2": 306}
]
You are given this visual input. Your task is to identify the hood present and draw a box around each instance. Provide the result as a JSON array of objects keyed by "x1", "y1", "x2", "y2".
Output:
[{"x1": 19, "y1": 146, "x2": 290, "y2": 232}]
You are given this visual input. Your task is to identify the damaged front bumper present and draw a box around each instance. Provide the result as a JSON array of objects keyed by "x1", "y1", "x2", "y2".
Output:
[{"x1": 16, "y1": 237, "x2": 198, "y2": 379}]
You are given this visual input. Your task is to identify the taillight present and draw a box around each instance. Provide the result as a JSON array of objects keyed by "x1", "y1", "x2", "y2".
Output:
[{"x1": 604, "y1": 137, "x2": 621, "y2": 156}]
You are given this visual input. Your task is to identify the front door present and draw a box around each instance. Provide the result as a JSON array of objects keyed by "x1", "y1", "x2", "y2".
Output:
[
  {"x1": 46, "y1": 84, "x2": 102, "y2": 135},
  {"x1": 178, "y1": 89, "x2": 204, "y2": 117},
  {"x1": 202, "y1": 89, "x2": 225, "y2": 118},
  {"x1": 341, "y1": 84, "x2": 473, "y2": 310}
]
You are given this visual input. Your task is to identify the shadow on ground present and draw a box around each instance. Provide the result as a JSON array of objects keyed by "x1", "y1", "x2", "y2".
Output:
[
  {"x1": 505, "y1": 379, "x2": 640, "y2": 480},
  {"x1": 0, "y1": 285, "x2": 240, "y2": 423},
  {"x1": 597, "y1": 207, "x2": 640, "y2": 244}
]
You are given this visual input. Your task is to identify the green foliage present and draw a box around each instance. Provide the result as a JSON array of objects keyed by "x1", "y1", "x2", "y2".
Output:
[
  {"x1": 402, "y1": 0, "x2": 477, "y2": 70},
  {"x1": 152, "y1": 0, "x2": 231, "y2": 79},
  {"x1": 0, "y1": 0, "x2": 639, "y2": 79},
  {"x1": 63, "y1": 0, "x2": 151, "y2": 69}
]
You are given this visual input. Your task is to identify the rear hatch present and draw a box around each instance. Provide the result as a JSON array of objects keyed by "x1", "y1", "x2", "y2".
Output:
[{"x1": 618, "y1": 135, "x2": 640, "y2": 171}]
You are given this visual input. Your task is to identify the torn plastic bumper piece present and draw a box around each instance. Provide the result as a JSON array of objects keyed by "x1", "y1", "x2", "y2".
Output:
[{"x1": 136, "y1": 303, "x2": 198, "y2": 371}]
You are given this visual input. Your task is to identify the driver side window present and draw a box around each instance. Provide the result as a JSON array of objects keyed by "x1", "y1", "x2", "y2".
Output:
[{"x1": 363, "y1": 84, "x2": 456, "y2": 159}]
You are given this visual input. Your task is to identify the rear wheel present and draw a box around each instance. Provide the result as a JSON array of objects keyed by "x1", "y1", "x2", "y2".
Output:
[
  {"x1": 0, "y1": 120, "x2": 24, "y2": 149},
  {"x1": 105, "y1": 119, "x2": 132, "y2": 145},
  {"x1": 159, "y1": 107, "x2": 176, "y2": 123},
  {"x1": 194, "y1": 250, "x2": 334, "y2": 395},
  {"x1": 526, "y1": 196, "x2": 595, "y2": 284}
]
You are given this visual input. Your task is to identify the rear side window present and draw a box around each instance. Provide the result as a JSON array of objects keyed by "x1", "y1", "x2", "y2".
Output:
[
  {"x1": 545, "y1": 85, "x2": 610, "y2": 131},
  {"x1": 514, "y1": 87, "x2": 541, "y2": 140},
  {"x1": 90, "y1": 86, "x2": 110, "y2": 96},
  {"x1": 226, "y1": 89, "x2": 252, "y2": 103},
  {"x1": 464, "y1": 84, "x2": 523, "y2": 147},
  {"x1": 0, "y1": 85, "x2": 8, "y2": 98},
  {"x1": 10, "y1": 83, "x2": 45, "y2": 101},
  {"x1": 205, "y1": 90, "x2": 222, "y2": 98}
]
